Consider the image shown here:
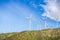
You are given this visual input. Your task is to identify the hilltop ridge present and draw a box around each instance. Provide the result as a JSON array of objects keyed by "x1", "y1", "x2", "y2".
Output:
[{"x1": 0, "y1": 28, "x2": 60, "y2": 40}]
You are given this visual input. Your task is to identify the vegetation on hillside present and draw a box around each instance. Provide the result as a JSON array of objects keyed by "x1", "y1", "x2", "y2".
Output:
[{"x1": 0, "y1": 28, "x2": 60, "y2": 40}]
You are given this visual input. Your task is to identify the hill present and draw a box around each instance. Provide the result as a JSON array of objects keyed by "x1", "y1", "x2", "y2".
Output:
[
  {"x1": 0, "y1": 32, "x2": 19, "y2": 40},
  {"x1": 0, "y1": 28, "x2": 60, "y2": 40}
]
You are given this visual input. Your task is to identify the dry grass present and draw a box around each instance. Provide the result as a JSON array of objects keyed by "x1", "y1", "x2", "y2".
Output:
[{"x1": 0, "y1": 28, "x2": 60, "y2": 40}]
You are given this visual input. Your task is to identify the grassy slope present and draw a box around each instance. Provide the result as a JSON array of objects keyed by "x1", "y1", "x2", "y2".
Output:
[
  {"x1": 0, "y1": 32, "x2": 19, "y2": 40},
  {"x1": 0, "y1": 28, "x2": 60, "y2": 40}
]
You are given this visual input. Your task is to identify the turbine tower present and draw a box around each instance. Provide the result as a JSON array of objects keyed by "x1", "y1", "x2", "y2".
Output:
[
  {"x1": 56, "y1": 17, "x2": 59, "y2": 28},
  {"x1": 26, "y1": 14, "x2": 32, "y2": 30},
  {"x1": 37, "y1": 23, "x2": 41, "y2": 30},
  {"x1": 45, "y1": 17, "x2": 47, "y2": 29},
  {"x1": 56, "y1": 21, "x2": 58, "y2": 28},
  {"x1": 43, "y1": 16, "x2": 48, "y2": 29}
]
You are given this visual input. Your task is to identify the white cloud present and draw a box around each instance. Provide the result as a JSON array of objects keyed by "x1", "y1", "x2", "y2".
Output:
[{"x1": 41, "y1": 0, "x2": 60, "y2": 21}]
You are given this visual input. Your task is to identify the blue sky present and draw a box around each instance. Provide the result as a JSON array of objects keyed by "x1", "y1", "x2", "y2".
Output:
[{"x1": 0, "y1": 0, "x2": 60, "y2": 33}]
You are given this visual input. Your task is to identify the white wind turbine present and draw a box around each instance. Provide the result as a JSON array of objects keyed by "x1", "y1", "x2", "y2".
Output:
[
  {"x1": 56, "y1": 16, "x2": 59, "y2": 28},
  {"x1": 42, "y1": 16, "x2": 48, "y2": 29},
  {"x1": 45, "y1": 17, "x2": 48, "y2": 29},
  {"x1": 37, "y1": 23, "x2": 41, "y2": 30},
  {"x1": 37, "y1": 18, "x2": 42, "y2": 30},
  {"x1": 25, "y1": 14, "x2": 32, "y2": 30}
]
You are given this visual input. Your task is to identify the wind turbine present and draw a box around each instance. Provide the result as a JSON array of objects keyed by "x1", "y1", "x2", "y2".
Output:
[
  {"x1": 45, "y1": 16, "x2": 48, "y2": 29},
  {"x1": 43, "y1": 16, "x2": 48, "y2": 29},
  {"x1": 37, "y1": 23, "x2": 41, "y2": 30},
  {"x1": 56, "y1": 17, "x2": 59, "y2": 28},
  {"x1": 56, "y1": 20, "x2": 59, "y2": 28},
  {"x1": 25, "y1": 14, "x2": 32, "y2": 30},
  {"x1": 37, "y1": 18, "x2": 42, "y2": 30}
]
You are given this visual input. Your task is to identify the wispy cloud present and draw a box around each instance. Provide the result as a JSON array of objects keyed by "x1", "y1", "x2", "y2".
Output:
[
  {"x1": 0, "y1": 0, "x2": 40, "y2": 33},
  {"x1": 41, "y1": 0, "x2": 60, "y2": 21}
]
